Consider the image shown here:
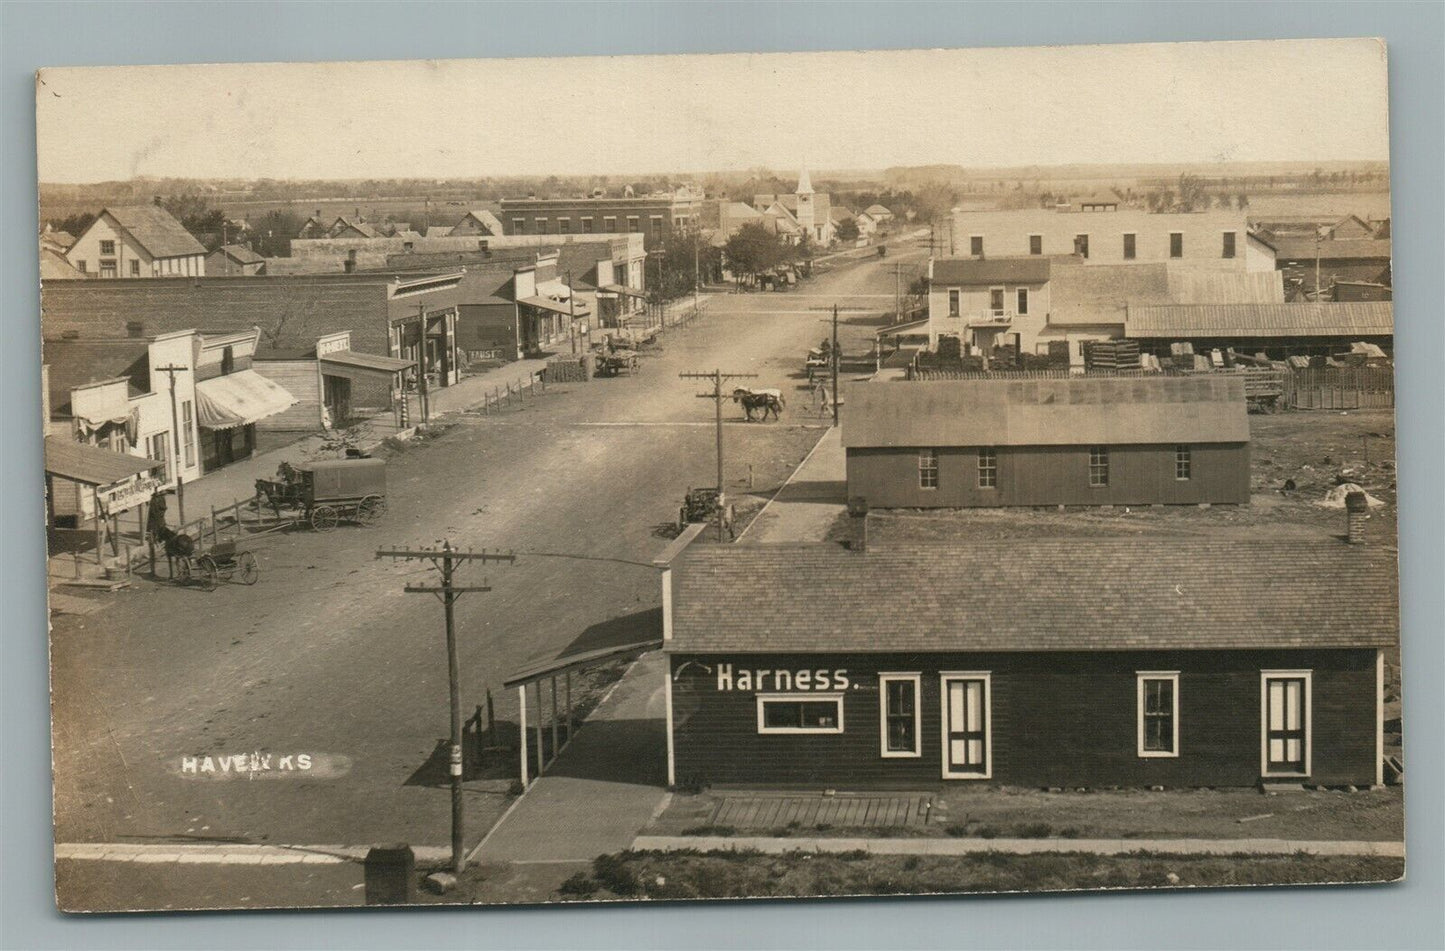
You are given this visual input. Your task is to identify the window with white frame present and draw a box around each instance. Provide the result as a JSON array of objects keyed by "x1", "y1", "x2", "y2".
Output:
[
  {"x1": 603, "y1": 216, "x2": 617, "y2": 233},
  {"x1": 1175, "y1": 444, "x2": 1192, "y2": 481},
  {"x1": 878, "y1": 674, "x2": 921, "y2": 757},
  {"x1": 181, "y1": 400, "x2": 196, "y2": 468},
  {"x1": 626, "y1": 216, "x2": 640, "y2": 233},
  {"x1": 558, "y1": 217, "x2": 571, "y2": 234},
  {"x1": 756, "y1": 694, "x2": 844, "y2": 734},
  {"x1": 650, "y1": 215, "x2": 664, "y2": 236},
  {"x1": 1137, "y1": 672, "x2": 1179, "y2": 757},
  {"x1": 941, "y1": 672, "x2": 991, "y2": 778},
  {"x1": 581, "y1": 217, "x2": 593, "y2": 233},
  {"x1": 1261, "y1": 671, "x2": 1311, "y2": 776},
  {"x1": 535, "y1": 217, "x2": 548, "y2": 234},
  {"x1": 948, "y1": 289, "x2": 960, "y2": 316},
  {"x1": 1089, "y1": 446, "x2": 1110, "y2": 487},
  {"x1": 977, "y1": 447, "x2": 997, "y2": 488},
  {"x1": 1016, "y1": 288, "x2": 1029, "y2": 316},
  {"x1": 989, "y1": 287, "x2": 1005, "y2": 316},
  {"x1": 918, "y1": 448, "x2": 939, "y2": 489},
  {"x1": 100, "y1": 240, "x2": 116, "y2": 255}
]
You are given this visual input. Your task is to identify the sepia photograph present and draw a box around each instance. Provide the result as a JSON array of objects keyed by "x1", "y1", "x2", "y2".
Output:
[{"x1": 35, "y1": 37, "x2": 1403, "y2": 914}]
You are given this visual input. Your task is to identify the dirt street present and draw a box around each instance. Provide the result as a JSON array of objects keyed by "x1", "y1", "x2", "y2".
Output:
[{"x1": 47, "y1": 242, "x2": 929, "y2": 868}]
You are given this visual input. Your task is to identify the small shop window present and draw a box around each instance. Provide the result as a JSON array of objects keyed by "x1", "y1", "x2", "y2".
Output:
[
  {"x1": 1089, "y1": 446, "x2": 1110, "y2": 487},
  {"x1": 1137, "y1": 672, "x2": 1179, "y2": 757},
  {"x1": 1175, "y1": 445, "x2": 1192, "y2": 481},
  {"x1": 756, "y1": 694, "x2": 844, "y2": 734},
  {"x1": 878, "y1": 674, "x2": 922, "y2": 757},
  {"x1": 918, "y1": 448, "x2": 939, "y2": 489},
  {"x1": 977, "y1": 447, "x2": 997, "y2": 488}
]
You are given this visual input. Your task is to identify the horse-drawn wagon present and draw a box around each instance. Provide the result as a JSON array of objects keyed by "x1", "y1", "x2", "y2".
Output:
[
  {"x1": 255, "y1": 457, "x2": 388, "y2": 531},
  {"x1": 678, "y1": 486, "x2": 736, "y2": 538},
  {"x1": 595, "y1": 349, "x2": 639, "y2": 377}
]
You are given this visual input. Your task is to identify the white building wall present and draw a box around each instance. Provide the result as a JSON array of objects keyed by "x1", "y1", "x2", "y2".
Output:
[{"x1": 952, "y1": 208, "x2": 1254, "y2": 269}]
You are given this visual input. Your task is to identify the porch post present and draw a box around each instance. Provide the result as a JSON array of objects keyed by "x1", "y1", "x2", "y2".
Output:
[
  {"x1": 92, "y1": 485, "x2": 104, "y2": 566},
  {"x1": 517, "y1": 684, "x2": 529, "y2": 787}
]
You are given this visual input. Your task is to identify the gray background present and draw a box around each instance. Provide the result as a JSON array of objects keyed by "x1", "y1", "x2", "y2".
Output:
[{"x1": 1, "y1": 2, "x2": 1440, "y2": 948}]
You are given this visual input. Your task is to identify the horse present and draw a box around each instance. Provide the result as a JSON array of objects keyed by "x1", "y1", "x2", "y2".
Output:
[
  {"x1": 151, "y1": 524, "x2": 196, "y2": 579},
  {"x1": 732, "y1": 387, "x2": 785, "y2": 422}
]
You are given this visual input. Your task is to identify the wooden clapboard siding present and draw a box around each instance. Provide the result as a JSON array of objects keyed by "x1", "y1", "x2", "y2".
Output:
[
  {"x1": 847, "y1": 442, "x2": 1249, "y2": 508},
  {"x1": 250, "y1": 361, "x2": 322, "y2": 431},
  {"x1": 670, "y1": 650, "x2": 1378, "y2": 790}
]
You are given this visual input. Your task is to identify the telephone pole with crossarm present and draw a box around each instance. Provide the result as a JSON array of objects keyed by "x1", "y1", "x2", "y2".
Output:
[
  {"x1": 679, "y1": 369, "x2": 757, "y2": 541},
  {"x1": 375, "y1": 541, "x2": 516, "y2": 874}
]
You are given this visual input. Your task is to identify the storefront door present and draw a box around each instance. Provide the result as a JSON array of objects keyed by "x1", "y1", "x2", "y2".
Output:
[{"x1": 941, "y1": 674, "x2": 991, "y2": 779}]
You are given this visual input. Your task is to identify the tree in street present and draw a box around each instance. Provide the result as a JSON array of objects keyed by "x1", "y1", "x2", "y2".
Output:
[
  {"x1": 722, "y1": 221, "x2": 794, "y2": 288},
  {"x1": 834, "y1": 216, "x2": 860, "y2": 243}
]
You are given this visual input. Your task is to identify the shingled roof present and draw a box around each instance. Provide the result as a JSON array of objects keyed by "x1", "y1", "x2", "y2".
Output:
[
  {"x1": 669, "y1": 540, "x2": 1398, "y2": 654},
  {"x1": 841, "y1": 376, "x2": 1248, "y2": 449},
  {"x1": 99, "y1": 206, "x2": 207, "y2": 259},
  {"x1": 932, "y1": 257, "x2": 1052, "y2": 285}
]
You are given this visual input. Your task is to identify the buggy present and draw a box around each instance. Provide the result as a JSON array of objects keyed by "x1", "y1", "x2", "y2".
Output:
[
  {"x1": 255, "y1": 457, "x2": 388, "y2": 531},
  {"x1": 595, "y1": 349, "x2": 639, "y2": 377}
]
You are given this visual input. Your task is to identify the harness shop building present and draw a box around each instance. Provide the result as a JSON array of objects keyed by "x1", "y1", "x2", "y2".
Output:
[{"x1": 662, "y1": 539, "x2": 1395, "y2": 791}]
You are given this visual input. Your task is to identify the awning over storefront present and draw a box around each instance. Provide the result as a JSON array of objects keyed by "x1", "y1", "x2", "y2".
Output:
[
  {"x1": 874, "y1": 318, "x2": 931, "y2": 337},
  {"x1": 534, "y1": 279, "x2": 572, "y2": 299},
  {"x1": 320, "y1": 349, "x2": 416, "y2": 380},
  {"x1": 519, "y1": 296, "x2": 591, "y2": 318},
  {"x1": 44, "y1": 435, "x2": 162, "y2": 487},
  {"x1": 195, "y1": 370, "x2": 298, "y2": 431},
  {"x1": 601, "y1": 284, "x2": 648, "y2": 299}
]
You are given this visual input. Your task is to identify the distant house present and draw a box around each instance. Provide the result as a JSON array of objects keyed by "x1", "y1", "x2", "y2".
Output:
[
  {"x1": 855, "y1": 211, "x2": 880, "y2": 238},
  {"x1": 41, "y1": 226, "x2": 76, "y2": 253},
  {"x1": 447, "y1": 209, "x2": 504, "y2": 237},
  {"x1": 65, "y1": 205, "x2": 208, "y2": 278},
  {"x1": 297, "y1": 216, "x2": 329, "y2": 239},
  {"x1": 864, "y1": 203, "x2": 894, "y2": 222},
  {"x1": 327, "y1": 216, "x2": 381, "y2": 239},
  {"x1": 1270, "y1": 237, "x2": 1392, "y2": 300},
  {"x1": 205, "y1": 244, "x2": 266, "y2": 277},
  {"x1": 753, "y1": 169, "x2": 834, "y2": 245},
  {"x1": 40, "y1": 243, "x2": 88, "y2": 282},
  {"x1": 842, "y1": 375, "x2": 1251, "y2": 508}
]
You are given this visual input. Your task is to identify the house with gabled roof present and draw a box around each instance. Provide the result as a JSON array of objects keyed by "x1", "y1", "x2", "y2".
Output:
[
  {"x1": 205, "y1": 244, "x2": 266, "y2": 277},
  {"x1": 65, "y1": 205, "x2": 208, "y2": 279}
]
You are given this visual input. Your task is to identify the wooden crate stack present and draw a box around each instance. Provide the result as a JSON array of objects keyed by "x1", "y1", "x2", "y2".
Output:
[{"x1": 1083, "y1": 339, "x2": 1141, "y2": 371}]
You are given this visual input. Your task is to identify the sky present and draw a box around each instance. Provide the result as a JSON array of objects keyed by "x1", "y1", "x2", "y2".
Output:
[{"x1": 35, "y1": 38, "x2": 1391, "y2": 183}]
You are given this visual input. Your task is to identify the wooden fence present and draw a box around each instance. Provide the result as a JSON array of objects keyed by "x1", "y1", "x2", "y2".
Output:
[
  {"x1": 1283, "y1": 367, "x2": 1394, "y2": 410},
  {"x1": 472, "y1": 370, "x2": 548, "y2": 412}
]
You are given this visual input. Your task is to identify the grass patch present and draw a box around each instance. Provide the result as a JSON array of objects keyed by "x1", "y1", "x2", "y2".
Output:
[{"x1": 560, "y1": 850, "x2": 1403, "y2": 901}]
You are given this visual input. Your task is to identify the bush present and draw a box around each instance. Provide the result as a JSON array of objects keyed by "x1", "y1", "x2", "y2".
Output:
[
  {"x1": 591, "y1": 853, "x2": 641, "y2": 897},
  {"x1": 902, "y1": 856, "x2": 921, "y2": 871},
  {"x1": 836, "y1": 849, "x2": 869, "y2": 861},
  {"x1": 557, "y1": 872, "x2": 597, "y2": 897},
  {"x1": 975, "y1": 824, "x2": 1001, "y2": 839},
  {"x1": 1016, "y1": 822, "x2": 1053, "y2": 839},
  {"x1": 682, "y1": 824, "x2": 735, "y2": 837},
  {"x1": 944, "y1": 824, "x2": 972, "y2": 838}
]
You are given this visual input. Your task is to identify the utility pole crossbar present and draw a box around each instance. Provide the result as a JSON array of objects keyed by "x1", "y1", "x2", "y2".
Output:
[
  {"x1": 375, "y1": 541, "x2": 516, "y2": 875},
  {"x1": 678, "y1": 369, "x2": 758, "y2": 541}
]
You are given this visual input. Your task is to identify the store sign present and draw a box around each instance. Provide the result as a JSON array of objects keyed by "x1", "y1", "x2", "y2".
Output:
[
  {"x1": 716, "y1": 663, "x2": 850, "y2": 693},
  {"x1": 98, "y1": 476, "x2": 165, "y2": 514}
]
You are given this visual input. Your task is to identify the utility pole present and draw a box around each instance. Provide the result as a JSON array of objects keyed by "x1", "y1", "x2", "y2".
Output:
[
  {"x1": 679, "y1": 369, "x2": 757, "y2": 541},
  {"x1": 567, "y1": 269, "x2": 578, "y2": 356},
  {"x1": 375, "y1": 541, "x2": 516, "y2": 875},
  {"x1": 416, "y1": 304, "x2": 430, "y2": 424},
  {"x1": 815, "y1": 307, "x2": 841, "y2": 427},
  {"x1": 153, "y1": 365, "x2": 189, "y2": 526}
]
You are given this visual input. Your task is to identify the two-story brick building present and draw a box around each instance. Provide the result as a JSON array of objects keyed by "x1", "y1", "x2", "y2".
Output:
[{"x1": 501, "y1": 186, "x2": 704, "y2": 250}]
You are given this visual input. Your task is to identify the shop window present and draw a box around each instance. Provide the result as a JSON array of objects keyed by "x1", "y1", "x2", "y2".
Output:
[
  {"x1": 1089, "y1": 446, "x2": 1109, "y2": 487},
  {"x1": 918, "y1": 448, "x2": 939, "y2": 489},
  {"x1": 1222, "y1": 231, "x2": 1237, "y2": 258},
  {"x1": 100, "y1": 240, "x2": 116, "y2": 255},
  {"x1": 1175, "y1": 445, "x2": 1192, "y2": 481},
  {"x1": 1028, "y1": 234, "x2": 1042, "y2": 255},
  {"x1": 1123, "y1": 232, "x2": 1136, "y2": 259},
  {"x1": 1170, "y1": 232, "x2": 1184, "y2": 258},
  {"x1": 941, "y1": 673, "x2": 991, "y2": 778},
  {"x1": 756, "y1": 694, "x2": 844, "y2": 734},
  {"x1": 1137, "y1": 672, "x2": 1179, "y2": 757},
  {"x1": 1262, "y1": 671, "x2": 1311, "y2": 776},
  {"x1": 977, "y1": 447, "x2": 997, "y2": 488},
  {"x1": 878, "y1": 674, "x2": 921, "y2": 757},
  {"x1": 182, "y1": 400, "x2": 196, "y2": 468}
]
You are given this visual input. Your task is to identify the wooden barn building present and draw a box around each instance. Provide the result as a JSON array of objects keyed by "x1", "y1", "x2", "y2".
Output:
[
  {"x1": 662, "y1": 538, "x2": 1395, "y2": 791},
  {"x1": 842, "y1": 376, "x2": 1250, "y2": 509}
]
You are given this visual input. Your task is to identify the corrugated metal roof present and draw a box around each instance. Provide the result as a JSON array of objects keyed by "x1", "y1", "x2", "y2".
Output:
[
  {"x1": 841, "y1": 376, "x2": 1248, "y2": 448},
  {"x1": 320, "y1": 350, "x2": 414, "y2": 373},
  {"x1": 44, "y1": 435, "x2": 162, "y2": 487},
  {"x1": 932, "y1": 257, "x2": 1051, "y2": 286},
  {"x1": 103, "y1": 206, "x2": 207, "y2": 259},
  {"x1": 1126, "y1": 302, "x2": 1394, "y2": 338},
  {"x1": 669, "y1": 540, "x2": 1398, "y2": 654}
]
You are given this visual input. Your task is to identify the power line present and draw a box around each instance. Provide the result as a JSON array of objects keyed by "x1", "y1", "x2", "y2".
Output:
[{"x1": 678, "y1": 369, "x2": 758, "y2": 541}]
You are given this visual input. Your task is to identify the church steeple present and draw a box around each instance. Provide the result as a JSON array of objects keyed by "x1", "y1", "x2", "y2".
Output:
[{"x1": 796, "y1": 167, "x2": 813, "y2": 195}]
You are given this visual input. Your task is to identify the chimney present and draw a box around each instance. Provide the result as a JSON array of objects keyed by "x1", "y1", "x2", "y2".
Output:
[{"x1": 1345, "y1": 491, "x2": 1368, "y2": 544}]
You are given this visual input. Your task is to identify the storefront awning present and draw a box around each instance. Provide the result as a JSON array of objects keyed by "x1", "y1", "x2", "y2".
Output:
[
  {"x1": 195, "y1": 370, "x2": 298, "y2": 431},
  {"x1": 320, "y1": 350, "x2": 415, "y2": 376},
  {"x1": 874, "y1": 318, "x2": 931, "y2": 337},
  {"x1": 44, "y1": 435, "x2": 162, "y2": 487},
  {"x1": 601, "y1": 284, "x2": 648, "y2": 299},
  {"x1": 519, "y1": 296, "x2": 591, "y2": 318},
  {"x1": 535, "y1": 278, "x2": 572, "y2": 298}
]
